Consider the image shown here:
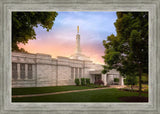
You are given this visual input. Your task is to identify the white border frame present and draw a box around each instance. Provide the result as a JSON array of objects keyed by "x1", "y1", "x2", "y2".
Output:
[{"x1": 0, "y1": 0, "x2": 160, "y2": 114}]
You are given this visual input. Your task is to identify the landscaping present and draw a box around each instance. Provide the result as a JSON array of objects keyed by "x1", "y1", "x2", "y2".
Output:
[
  {"x1": 74, "y1": 78, "x2": 106, "y2": 88},
  {"x1": 122, "y1": 84, "x2": 148, "y2": 92},
  {"x1": 12, "y1": 85, "x2": 93, "y2": 95},
  {"x1": 12, "y1": 88, "x2": 148, "y2": 102},
  {"x1": 12, "y1": 78, "x2": 148, "y2": 102}
]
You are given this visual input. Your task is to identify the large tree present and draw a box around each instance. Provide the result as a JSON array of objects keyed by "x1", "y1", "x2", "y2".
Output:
[
  {"x1": 12, "y1": 12, "x2": 58, "y2": 51},
  {"x1": 102, "y1": 12, "x2": 148, "y2": 95}
]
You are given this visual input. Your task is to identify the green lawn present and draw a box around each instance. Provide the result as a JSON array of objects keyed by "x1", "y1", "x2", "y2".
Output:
[
  {"x1": 12, "y1": 85, "x2": 94, "y2": 95},
  {"x1": 12, "y1": 88, "x2": 148, "y2": 102}
]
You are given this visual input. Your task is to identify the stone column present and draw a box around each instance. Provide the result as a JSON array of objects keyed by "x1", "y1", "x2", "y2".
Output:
[
  {"x1": 81, "y1": 68, "x2": 83, "y2": 78},
  {"x1": 25, "y1": 64, "x2": 28, "y2": 80},
  {"x1": 101, "y1": 74, "x2": 107, "y2": 86},
  {"x1": 75, "y1": 68, "x2": 77, "y2": 79},
  {"x1": 17, "y1": 63, "x2": 20, "y2": 80},
  {"x1": 79, "y1": 68, "x2": 81, "y2": 78},
  {"x1": 73, "y1": 68, "x2": 75, "y2": 80},
  {"x1": 106, "y1": 74, "x2": 108, "y2": 85},
  {"x1": 82, "y1": 68, "x2": 85, "y2": 78},
  {"x1": 32, "y1": 64, "x2": 35, "y2": 80},
  {"x1": 120, "y1": 75, "x2": 124, "y2": 86},
  {"x1": 77, "y1": 68, "x2": 79, "y2": 78}
]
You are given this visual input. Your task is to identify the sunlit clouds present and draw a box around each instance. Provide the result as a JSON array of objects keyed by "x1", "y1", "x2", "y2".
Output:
[{"x1": 18, "y1": 12, "x2": 117, "y2": 64}]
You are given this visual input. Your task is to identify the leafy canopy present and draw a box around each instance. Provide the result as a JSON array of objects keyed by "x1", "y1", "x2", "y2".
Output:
[
  {"x1": 12, "y1": 12, "x2": 58, "y2": 51},
  {"x1": 102, "y1": 12, "x2": 148, "y2": 94},
  {"x1": 103, "y1": 12, "x2": 148, "y2": 76}
]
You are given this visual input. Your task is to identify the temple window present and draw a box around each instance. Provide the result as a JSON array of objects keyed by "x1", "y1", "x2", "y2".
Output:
[
  {"x1": 20, "y1": 63, "x2": 25, "y2": 79},
  {"x1": 28, "y1": 64, "x2": 32, "y2": 79},
  {"x1": 12, "y1": 63, "x2": 18, "y2": 80}
]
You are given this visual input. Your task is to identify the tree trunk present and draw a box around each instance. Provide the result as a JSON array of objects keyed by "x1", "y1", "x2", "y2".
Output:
[
  {"x1": 131, "y1": 85, "x2": 133, "y2": 91},
  {"x1": 139, "y1": 68, "x2": 142, "y2": 96}
]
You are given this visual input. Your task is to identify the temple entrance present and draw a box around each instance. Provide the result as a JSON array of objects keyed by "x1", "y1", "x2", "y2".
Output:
[{"x1": 95, "y1": 74, "x2": 101, "y2": 82}]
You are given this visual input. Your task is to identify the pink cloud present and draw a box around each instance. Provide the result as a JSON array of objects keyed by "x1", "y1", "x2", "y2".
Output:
[{"x1": 18, "y1": 28, "x2": 105, "y2": 64}]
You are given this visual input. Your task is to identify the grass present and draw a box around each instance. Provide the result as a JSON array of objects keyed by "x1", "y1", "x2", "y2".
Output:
[
  {"x1": 12, "y1": 85, "x2": 94, "y2": 95},
  {"x1": 12, "y1": 88, "x2": 148, "y2": 102}
]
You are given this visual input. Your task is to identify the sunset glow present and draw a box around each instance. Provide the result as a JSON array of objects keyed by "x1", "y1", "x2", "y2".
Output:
[{"x1": 18, "y1": 12, "x2": 117, "y2": 64}]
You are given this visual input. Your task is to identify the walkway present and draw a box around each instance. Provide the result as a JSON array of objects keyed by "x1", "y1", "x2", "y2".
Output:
[{"x1": 12, "y1": 87, "x2": 109, "y2": 98}]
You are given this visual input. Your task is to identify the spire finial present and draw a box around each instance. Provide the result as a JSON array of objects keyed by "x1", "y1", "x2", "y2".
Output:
[{"x1": 77, "y1": 26, "x2": 79, "y2": 33}]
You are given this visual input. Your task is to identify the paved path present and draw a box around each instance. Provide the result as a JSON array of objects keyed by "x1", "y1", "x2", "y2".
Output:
[{"x1": 12, "y1": 87, "x2": 109, "y2": 98}]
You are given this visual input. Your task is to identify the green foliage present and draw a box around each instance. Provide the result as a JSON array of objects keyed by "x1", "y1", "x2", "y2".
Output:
[
  {"x1": 12, "y1": 12, "x2": 58, "y2": 51},
  {"x1": 124, "y1": 78, "x2": 127, "y2": 85},
  {"x1": 114, "y1": 78, "x2": 119, "y2": 82},
  {"x1": 141, "y1": 75, "x2": 148, "y2": 84},
  {"x1": 125, "y1": 76, "x2": 138, "y2": 86},
  {"x1": 81, "y1": 78, "x2": 86, "y2": 86},
  {"x1": 103, "y1": 12, "x2": 148, "y2": 94},
  {"x1": 85, "y1": 78, "x2": 90, "y2": 85},
  {"x1": 137, "y1": 73, "x2": 148, "y2": 84},
  {"x1": 16, "y1": 48, "x2": 28, "y2": 53},
  {"x1": 75, "y1": 78, "x2": 80, "y2": 86}
]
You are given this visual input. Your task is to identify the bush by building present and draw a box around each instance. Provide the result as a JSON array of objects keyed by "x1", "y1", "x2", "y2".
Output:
[
  {"x1": 81, "y1": 78, "x2": 85, "y2": 86},
  {"x1": 94, "y1": 80, "x2": 104, "y2": 85},
  {"x1": 86, "y1": 78, "x2": 90, "y2": 85},
  {"x1": 75, "y1": 78, "x2": 80, "y2": 86}
]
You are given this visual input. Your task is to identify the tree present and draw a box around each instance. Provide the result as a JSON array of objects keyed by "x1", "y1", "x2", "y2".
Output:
[
  {"x1": 102, "y1": 12, "x2": 148, "y2": 96},
  {"x1": 12, "y1": 12, "x2": 58, "y2": 51},
  {"x1": 125, "y1": 75, "x2": 138, "y2": 91}
]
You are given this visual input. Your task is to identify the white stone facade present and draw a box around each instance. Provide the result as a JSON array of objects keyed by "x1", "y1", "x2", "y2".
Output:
[{"x1": 12, "y1": 52, "x2": 124, "y2": 88}]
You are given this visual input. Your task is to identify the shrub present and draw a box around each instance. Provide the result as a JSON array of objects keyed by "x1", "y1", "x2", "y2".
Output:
[
  {"x1": 124, "y1": 78, "x2": 127, "y2": 85},
  {"x1": 141, "y1": 75, "x2": 148, "y2": 84},
  {"x1": 81, "y1": 78, "x2": 85, "y2": 86},
  {"x1": 89, "y1": 83, "x2": 94, "y2": 85},
  {"x1": 86, "y1": 78, "x2": 90, "y2": 85},
  {"x1": 114, "y1": 78, "x2": 119, "y2": 82},
  {"x1": 75, "y1": 78, "x2": 80, "y2": 86},
  {"x1": 125, "y1": 75, "x2": 138, "y2": 90},
  {"x1": 94, "y1": 80, "x2": 104, "y2": 85}
]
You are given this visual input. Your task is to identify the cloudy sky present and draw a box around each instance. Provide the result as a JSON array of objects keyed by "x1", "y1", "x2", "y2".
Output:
[{"x1": 18, "y1": 11, "x2": 117, "y2": 64}]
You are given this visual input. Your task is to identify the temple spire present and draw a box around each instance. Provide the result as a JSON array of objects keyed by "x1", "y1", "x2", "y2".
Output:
[
  {"x1": 70, "y1": 26, "x2": 90, "y2": 61},
  {"x1": 77, "y1": 26, "x2": 79, "y2": 34},
  {"x1": 76, "y1": 26, "x2": 81, "y2": 54}
]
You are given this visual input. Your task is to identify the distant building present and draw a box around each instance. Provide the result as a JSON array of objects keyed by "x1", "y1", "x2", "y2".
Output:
[{"x1": 12, "y1": 26, "x2": 124, "y2": 87}]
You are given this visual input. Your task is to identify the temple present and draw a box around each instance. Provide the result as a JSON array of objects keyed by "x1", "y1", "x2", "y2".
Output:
[{"x1": 12, "y1": 26, "x2": 124, "y2": 87}]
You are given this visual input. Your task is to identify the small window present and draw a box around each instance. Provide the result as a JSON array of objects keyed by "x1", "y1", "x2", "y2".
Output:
[
  {"x1": 79, "y1": 68, "x2": 82, "y2": 78},
  {"x1": 71, "y1": 67, "x2": 74, "y2": 79},
  {"x1": 28, "y1": 64, "x2": 32, "y2": 79},
  {"x1": 12, "y1": 63, "x2": 17, "y2": 80},
  {"x1": 20, "y1": 63, "x2": 25, "y2": 79},
  {"x1": 75, "y1": 68, "x2": 78, "y2": 78}
]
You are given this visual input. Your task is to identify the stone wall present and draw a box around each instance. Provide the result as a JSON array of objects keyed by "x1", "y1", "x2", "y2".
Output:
[
  {"x1": 12, "y1": 52, "x2": 37, "y2": 87},
  {"x1": 12, "y1": 52, "x2": 97, "y2": 87},
  {"x1": 12, "y1": 52, "x2": 123, "y2": 88}
]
